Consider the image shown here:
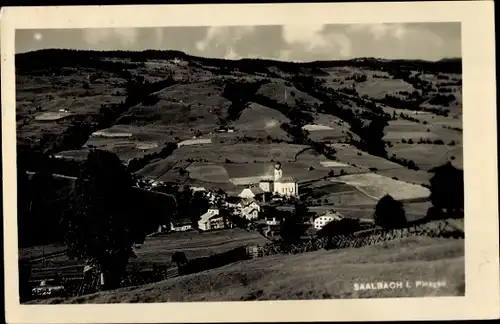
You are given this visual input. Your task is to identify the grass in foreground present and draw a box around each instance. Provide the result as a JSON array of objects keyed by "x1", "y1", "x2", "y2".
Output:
[{"x1": 34, "y1": 236, "x2": 464, "y2": 304}]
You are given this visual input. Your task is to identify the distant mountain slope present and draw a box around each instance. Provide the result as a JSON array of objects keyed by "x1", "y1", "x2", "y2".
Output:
[{"x1": 16, "y1": 49, "x2": 462, "y2": 186}]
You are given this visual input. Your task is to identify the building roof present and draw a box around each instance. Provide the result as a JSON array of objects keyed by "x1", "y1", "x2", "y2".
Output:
[
  {"x1": 315, "y1": 210, "x2": 343, "y2": 221},
  {"x1": 259, "y1": 178, "x2": 274, "y2": 183},
  {"x1": 275, "y1": 176, "x2": 297, "y2": 183},
  {"x1": 239, "y1": 186, "x2": 264, "y2": 196},
  {"x1": 171, "y1": 218, "x2": 192, "y2": 226}
]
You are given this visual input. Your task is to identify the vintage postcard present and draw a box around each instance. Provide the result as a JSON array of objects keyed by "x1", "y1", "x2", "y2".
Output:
[{"x1": 2, "y1": 2, "x2": 499, "y2": 323}]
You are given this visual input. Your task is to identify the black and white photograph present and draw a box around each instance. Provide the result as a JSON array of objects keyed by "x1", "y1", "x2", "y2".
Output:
[{"x1": 2, "y1": 2, "x2": 499, "y2": 323}]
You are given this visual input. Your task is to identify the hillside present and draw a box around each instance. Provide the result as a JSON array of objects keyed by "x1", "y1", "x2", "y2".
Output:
[
  {"x1": 16, "y1": 49, "x2": 463, "y2": 187},
  {"x1": 32, "y1": 236, "x2": 464, "y2": 303}
]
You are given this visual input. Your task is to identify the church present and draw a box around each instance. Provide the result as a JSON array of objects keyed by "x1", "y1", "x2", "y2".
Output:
[{"x1": 258, "y1": 162, "x2": 299, "y2": 197}]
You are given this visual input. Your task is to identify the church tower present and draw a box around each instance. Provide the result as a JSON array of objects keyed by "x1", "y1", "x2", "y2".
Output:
[{"x1": 274, "y1": 162, "x2": 283, "y2": 181}]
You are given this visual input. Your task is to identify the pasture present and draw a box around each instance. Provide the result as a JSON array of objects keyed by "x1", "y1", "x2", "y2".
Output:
[
  {"x1": 55, "y1": 149, "x2": 91, "y2": 162},
  {"x1": 135, "y1": 160, "x2": 192, "y2": 184},
  {"x1": 230, "y1": 102, "x2": 292, "y2": 141},
  {"x1": 34, "y1": 111, "x2": 74, "y2": 121},
  {"x1": 43, "y1": 236, "x2": 464, "y2": 303},
  {"x1": 132, "y1": 228, "x2": 270, "y2": 269},
  {"x1": 166, "y1": 143, "x2": 308, "y2": 164},
  {"x1": 387, "y1": 143, "x2": 463, "y2": 170},
  {"x1": 302, "y1": 116, "x2": 351, "y2": 142},
  {"x1": 306, "y1": 183, "x2": 378, "y2": 206},
  {"x1": 329, "y1": 143, "x2": 403, "y2": 171},
  {"x1": 255, "y1": 80, "x2": 322, "y2": 109},
  {"x1": 186, "y1": 163, "x2": 231, "y2": 184},
  {"x1": 333, "y1": 173, "x2": 431, "y2": 201},
  {"x1": 23, "y1": 228, "x2": 270, "y2": 281},
  {"x1": 383, "y1": 119, "x2": 440, "y2": 142},
  {"x1": 83, "y1": 137, "x2": 165, "y2": 161},
  {"x1": 178, "y1": 138, "x2": 212, "y2": 146},
  {"x1": 356, "y1": 78, "x2": 417, "y2": 100}
]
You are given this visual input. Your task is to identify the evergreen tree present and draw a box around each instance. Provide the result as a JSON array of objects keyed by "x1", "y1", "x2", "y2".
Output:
[
  {"x1": 61, "y1": 149, "x2": 143, "y2": 290},
  {"x1": 428, "y1": 162, "x2": 464, "y2": 217}
]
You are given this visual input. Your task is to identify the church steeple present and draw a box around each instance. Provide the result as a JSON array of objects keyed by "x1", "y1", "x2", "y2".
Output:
[{"x1": 274, "y1": 162, "x2": 282, "y2": 181}]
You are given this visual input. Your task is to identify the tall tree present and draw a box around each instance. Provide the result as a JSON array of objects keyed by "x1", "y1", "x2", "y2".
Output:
[
  {"x1": 373, "y1": 194, "x2": 407, "y2": 229},
  {"x1": 280, "y1": 203, "x2": 308, "y2": 244},
  {"x1": 61, "y1": 149, "x2": 143, "y2": 290},
  {"x1": 428, "y1": 162, "x2": 464, "y2": 217}
]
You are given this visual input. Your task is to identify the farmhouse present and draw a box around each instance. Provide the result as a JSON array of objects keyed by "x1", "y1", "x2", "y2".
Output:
[
  {"x1": 241, "y1": 200, "x2": 261, "y2": 220},
  {"x1": 314, "y1": 210, "x2": 343, "y2": 230},
  {"x1": 170, "y1": 218, "x2": 193, "y2": 232},
  {"x1": 198, "y1": 206, "x2": 233, "y2": 231},
  {"x1": 258, "y1": 162, "x2": 299, "y2": 197}
]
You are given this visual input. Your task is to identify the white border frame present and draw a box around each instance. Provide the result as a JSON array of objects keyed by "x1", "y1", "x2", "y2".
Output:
[{"x1": 2, "y1": 2, "x2": 499, "y2": 323}]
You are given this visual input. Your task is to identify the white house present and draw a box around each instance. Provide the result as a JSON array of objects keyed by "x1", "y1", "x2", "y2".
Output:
[
  {"x1": 241, "y1": 200, "x2": 261, "y2": 220},
  {"x1": 170, "y1": 218, "x2": 192, "y2": 232},
  {"x1": 198, "y1": 206, "x2": 233, "y2": 231},
  {"x1": 238, "y1": 186, "x2": 264, "y2": 199},
  {"x1": 314, "y1": 210, "x2": 343, "y2": 230}
]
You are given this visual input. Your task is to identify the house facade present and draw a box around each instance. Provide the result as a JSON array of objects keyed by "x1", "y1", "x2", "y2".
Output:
[
  {"x1": 170, "y1": 218, "x2": 193, "y2": 232},
  {"x1": 313, "y1": 210, "x2": 343, "y2": 230},
  {"x1": 198, "y1": 207, "x2": 233, "y2": 231}
]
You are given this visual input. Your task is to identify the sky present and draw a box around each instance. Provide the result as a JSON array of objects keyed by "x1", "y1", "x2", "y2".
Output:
[{"x1": 16, "y1": 23, "x2": 461, "y2": 62}]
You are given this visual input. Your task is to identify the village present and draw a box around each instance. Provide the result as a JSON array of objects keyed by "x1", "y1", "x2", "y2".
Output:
[{"x1": 138, "y1": 160, "x2": 348, "y2": 237}]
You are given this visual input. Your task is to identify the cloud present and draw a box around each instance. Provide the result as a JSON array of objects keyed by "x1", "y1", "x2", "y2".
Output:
[
  {"x1": 280, "y1": 24, "x2": 352, "y2": 61},
  {"x1": 348, "y1": 23, "x2": 408, "y2": 40},
  {"x1": 195, "y1": 26, "x2": 256, "y2": 53},
  {"x1": 82, "y1": 28, "x2": 139, "y2": 46}
]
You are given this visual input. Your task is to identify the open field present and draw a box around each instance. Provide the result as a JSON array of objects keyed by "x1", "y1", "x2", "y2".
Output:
[
  {"x1": 36, "y1": 236, "x2": 464, "y2": 303},
  {"x1": 165, "y1": 143, "x2": 307, "y2": 164},
  {"x1": 329, "y1": 143, "x2": 403, "y2": 171},
  {"x1": 333, "y1": 173, "x2": 430, "y2": 201},
  {"x1": 25, "y1": 228, "x2": 269, "y2": 281},
  {"x1": 255, "y1": 80, "x2": 322, "y2": 109},
  {"x1": 230, "y1": 102, "x2": 292, "y2": 141},
  {"x1": 303, "y1": 116, "x2": 351, "y2": 142},
  {"x1": 34, "y1": 111, "x2": 75, "y2": 121},
  {"x1": 383, "y1": 119, "x2": 440, "y2": 142},
  {"x1": 356, "y1": 78, "x2": 418, "y2": 100},
  {"x1": 186, "y1": 163, "x2": 231, "y2": 184},
  {"x1": 374, "y1": 168, "x2": 432, "y2": 186},
  {"x1": 178, "y1": 138, "x2": 212, "y2": 146},
  {"x1": 132, "y1": 228, "x2": 269, "y2": 269},
  {"x1": 387, "y1": 143, "x2": 463, "y2": 170}
]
